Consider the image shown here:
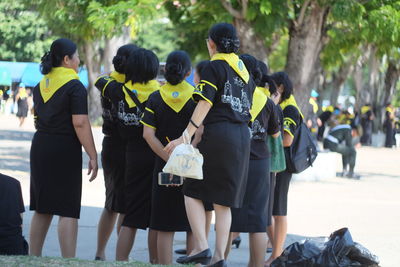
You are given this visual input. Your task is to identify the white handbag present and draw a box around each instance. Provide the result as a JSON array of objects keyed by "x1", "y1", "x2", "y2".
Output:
[{"x1": 163, "y1": 130, "x2": 203, "y2": 180}]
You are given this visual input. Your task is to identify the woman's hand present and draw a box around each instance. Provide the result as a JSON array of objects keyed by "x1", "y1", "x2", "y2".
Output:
[
  {"x1": 271, "y1": 92, "x2": 281, "y2": 105},
  {"x1": 88, "y1": 158, "x2": 98, "y2": 182},
  {"x1": 164, "y1": 135, "x2": 184, "y2": 155}
]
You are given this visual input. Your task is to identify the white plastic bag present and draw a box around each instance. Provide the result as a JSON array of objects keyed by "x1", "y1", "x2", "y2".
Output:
[{"x1": 163, "y1": 130, "x2": 203, "y2": 180}]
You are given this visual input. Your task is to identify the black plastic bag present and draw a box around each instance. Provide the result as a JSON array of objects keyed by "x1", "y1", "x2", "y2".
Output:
[{"x1": 271, "y1": 228, "x2": 380, "y2": 267}]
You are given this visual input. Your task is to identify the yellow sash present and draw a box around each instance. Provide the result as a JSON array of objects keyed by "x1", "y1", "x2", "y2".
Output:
[
  {"x1": 39, "y1": 67, "x2": 79, "y2": 103},
  {"x1": 123, "y1": 80, "x2": 159, "y2": 108},
  {"x1": 385, "y1": 106, "x2": 393, "y2": 114},
  {"x1": 250, "y1": 87, "x2": 268, "y2": 122},
  {"x1": 309, "y1": 97, "x2": 318, "y2": 114},
  {"x1": 110, "y1": 71, "x2": 126, "y2": 83},
  {"x1": 19, "y1": 88, "x2": 28, "y2": 99},
  {"x1": 280, "y1": 95, "x2": 304, "y2": 119},
  {"x1": 361, "y1": 106, "x2": 371, "y2": 114},
  {"x1": 211, "y1": 53, "x2": 249, "y2": 83},
  {"x1": 160, "y1": 81, "x2": 194, "y2": 113}
]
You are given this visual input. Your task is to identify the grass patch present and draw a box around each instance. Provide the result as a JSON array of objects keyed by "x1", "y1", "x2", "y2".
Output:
[{"x1": 0, "y1": 255, "x2": 193, "y2": 266}]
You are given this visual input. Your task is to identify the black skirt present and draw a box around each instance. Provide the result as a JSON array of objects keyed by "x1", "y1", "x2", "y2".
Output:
[
  {"x1": 121, "y1": 141, "x2": 155, "y2": 229},
  {"x1": 150, "y1": 157, "x2": 191, "y2": 232},
  {"x1": 231, "y1": 158, "x2": 270, "y2": 233},
  {"x1": 16, "y1": 99, "x2": 28, "y2": 118},
  {"x1": 272, "y1": 170, "x2": 292, "y2": 216},
  {"x1": 183, "y1": 121, "x2": 250, "y2": 208},
  {"x1": 30, "y1": 131, "x2": 82, "y2": 218},
  {"x1": 101, "y1": 135, "x2": 125, "y2": 213}
]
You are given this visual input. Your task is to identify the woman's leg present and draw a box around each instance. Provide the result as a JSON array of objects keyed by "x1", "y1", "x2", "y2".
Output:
[
  {"x1": 267, "y1": 219, "x2": 274, "y2": 251},
  {"x1": 265, "y1": 215, "x2": 287, "y2": 266},
  {"x1": 205, "y1": 211, "x2": 213, "y2": 239},
  {"x1": 29, "y1": 212, "x2": 53, "y2": 256},
  {"x1": 148, "y1": 229, "x2": 158, "y2": 264},
  {"x1": 58, "y1": 216, "x2": 78, "y2": 258},
  {"x1": 157, "y1": 231, "x2": 175, "y2": 265},
  {"x1": 212, "y1": 203, "x2": 231, "y2": 264},
  {"x1": 115, "y1": 226, "x2": 137, "y2": 261},
  {"x1": 184, "y1": 196, "x2": 208, "y2": 255},
  {"x1": 186, "y1": 231, "x2": 195, "y2": 255},
  {"x1": 95, "y1": 208, "x2": 118, "y2": 260},
  {"x1": 249, "y1": 232, "x2": 267, "y2": 267},
  {"x1": 116, "y1": 214, "x2": 125, "y2": 234}
]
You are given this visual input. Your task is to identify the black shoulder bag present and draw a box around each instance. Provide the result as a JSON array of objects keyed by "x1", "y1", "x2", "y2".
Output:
[
  {"x1": 123, "y1": 86, "x2": 145, "y2": 111},
  {"x1": 284, "y1": 119, "x2": 318, "y2": 174}
]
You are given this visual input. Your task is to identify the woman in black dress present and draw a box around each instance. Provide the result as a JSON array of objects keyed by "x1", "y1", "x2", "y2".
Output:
[
  {"x1": 94, "y1": 44, "x2": 137, "y2": 261},
  {"x1": 165, "y1": 23, "x2": 255, "y2": 267},
  {"x1": 15, "y1": 83, "x2": 29, "y2": 127},
  {"x1": 95, "y1": 48, "x2": 159, "y2": 262},
  {"x1": 29, "y1": 38, "x2": 98, "y2": 258},
  {"x1": 228, "y1": 54, "x2": 280, "y2": 267},
  {"x1": 265, "y1": 72, "x2": 303, "y2": 266},
  {"x1": 141, "y1": 50, "x2": 195, "y2": 265}
]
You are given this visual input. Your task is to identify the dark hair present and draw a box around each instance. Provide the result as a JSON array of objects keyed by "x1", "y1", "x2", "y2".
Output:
[
  {"x1": 112, "y1": 44, "x2": 138, "y2": 74},
  {"x1": 208, "y1": 23, "x2": 240, "y2": 54},
  {"x1": 125, "y1": 48, "x2": 159, "y2": 84},
  {"x1": 164, "y1": 50, "x2": 191, "y2": 85},
  {"x1": 40, "y1": 38, "x2": 77, "y2": 75},
  {"x1": 195, "y1": 60, "x2": 209, "y2": 77},
  {"x1": 258, "y1": 60, "x2": 277, "y2": 94},
  {"x1": 239, "y1": 54, "x2": 262, "y2": 86},
  {"x1": 270, "y1": 71, "x2": 293, "y2": 101}
]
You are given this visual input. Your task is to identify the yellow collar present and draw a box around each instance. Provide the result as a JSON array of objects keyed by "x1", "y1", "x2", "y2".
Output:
[
  {"x1": 39, "y1": 67, "x2": 79, "y2": 103},
  {"x1": 280, "y1": 95, "x2": 304, "y2": 119},
  {"x1": 110, "y1": 71, "x2": 126, "y2": 83},
  {"x1": 361, "y1": 106, "x2": 371, "y2": 114},
  {"x1": 211, "y1": 53, "x2": 249, "y2": 83},
  {"x1": 386, "y1": 106, "x2": 394, "y2": 113},
  {"x1": 160, "y1": 81, "x2": 194, "y2": 113},
  {"x1": 19, "y1": 88, "x2": 28, "y2": 99},
  {"x1": 250, "y1": 87, "x2": 268, "y2": 122},
  {"x1": 123, "y1": 80, "x2": 159, "y2": 108},
  {"x1": 309, "y1": 97, "x2": 318, "y2": 114}
]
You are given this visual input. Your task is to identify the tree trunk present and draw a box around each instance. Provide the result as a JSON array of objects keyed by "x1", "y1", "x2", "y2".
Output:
[
  {"x1": 329, "y1": 62, "x2": 354, "y2": 106},
  {"x1": 233, "y1": 18, "x2": 268, "y2": 62},
  {"x1": 284, "y1": 1, "x2": 329, "y2": 114},
  {"x1": 367, "y1": 46, "x2": 380, "y2": 108},
  {"x1": 83, "y1": 42, "x2": 102, "y2": 122},
  {"x1": 353, "y1": 59, "x2": 363, "y2": 112},
  {"x1": 382, "y1": 60, "x2": 400, "y2": 106}
]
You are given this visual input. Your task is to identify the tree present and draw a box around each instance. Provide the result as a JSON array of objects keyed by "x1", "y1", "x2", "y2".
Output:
[
  {"x1": 0, "y1": 0, "x2": 53, "y2": 62},
  {"x1": 25, "y1": 0, "x2": 158, "y2": 121}
]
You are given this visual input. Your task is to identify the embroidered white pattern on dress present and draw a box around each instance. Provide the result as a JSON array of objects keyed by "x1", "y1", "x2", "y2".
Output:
[{"x1": 117, "y1": 100, "x2": 142, "y2": 126}]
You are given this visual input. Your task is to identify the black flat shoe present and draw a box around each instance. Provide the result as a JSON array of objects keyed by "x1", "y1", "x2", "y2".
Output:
[
  {"x1": 232, "y1": 236, "x2": 241, "y2": 248},
  {"x1": 207, "y1": 259, "x2": 227, "y2": 267},
  {"x1": 176, "y1": 248, "x2": 212, "y2": 265},
  {"x1": 174, "y1": 248, "x2": 187, "y2": 255},
  {"x1": 94, "y1": 256, "x2": 104, "y2": 261}
]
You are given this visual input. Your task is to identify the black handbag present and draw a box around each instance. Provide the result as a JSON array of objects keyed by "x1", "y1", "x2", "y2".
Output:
[{"x1": 284, "y1": 121, "x2": 318, "y2": 173}]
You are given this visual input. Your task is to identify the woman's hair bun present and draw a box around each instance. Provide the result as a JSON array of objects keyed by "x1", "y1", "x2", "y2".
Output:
[
  {"x1": 209, "y1": 23, "x2": 240, "y2": 54},
  {"x1": 164, "y1": 51, "x2": 191, "y2": 85}
]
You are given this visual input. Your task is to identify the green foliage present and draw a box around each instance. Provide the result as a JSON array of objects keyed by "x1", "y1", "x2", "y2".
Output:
[
  {"x1": 134, "y1": 15, "x2": 180, "y2": 62},
  {"x1": 0, "y1": 0, "x2": 53, "y2": 62}
]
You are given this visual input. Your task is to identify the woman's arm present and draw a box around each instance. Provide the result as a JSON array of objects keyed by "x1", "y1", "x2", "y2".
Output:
[
  {"x1": 164, "y1": 100, "x2": 211, "y2": 154},
  {"x1": 282, "y1": 132, "x2": 293, "y2": 147},
  {"x1": 72, "y1": 114, "x2": 98, "y2": 181},
  {"x1": 191, "y1": 124, "x2": 204, "y2": 148},
  {"x1": 143, "y1": 125, "x2": 169, "y2": 162}
]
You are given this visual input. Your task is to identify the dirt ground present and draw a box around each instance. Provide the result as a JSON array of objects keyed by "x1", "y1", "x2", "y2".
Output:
[{"x1": 1, "y1": 113, "x2": 399, "y2": 266}]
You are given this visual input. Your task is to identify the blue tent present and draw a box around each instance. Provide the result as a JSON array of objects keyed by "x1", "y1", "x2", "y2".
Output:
[
  {"x1": 0, "y1": 61, "x2": 28, "y2": 83},
  {"x1": 0, "y1": 66, "x2": 12, "y2": 86},
  {"x1": 21, "y1": 63, "x2": 42, "y2": 87},
  {"x1": 78, "y1": 68, "x2": 89, "y2": 88}
]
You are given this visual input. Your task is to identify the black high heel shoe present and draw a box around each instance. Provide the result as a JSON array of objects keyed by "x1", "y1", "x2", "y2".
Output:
[
  {"x1": 176, "y1": 248, "x2": 212, "y2": 265},
  {"x1": 232, "y1": 236, "x2": 241, "y2": 249},
  {"x1": 207, "y1": 259, "x2": 227, "y2": 267}
]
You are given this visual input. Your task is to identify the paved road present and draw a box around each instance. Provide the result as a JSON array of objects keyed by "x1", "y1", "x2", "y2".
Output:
[{"x1": 1, "y1": 114, "x2": 399, "y2": 266}]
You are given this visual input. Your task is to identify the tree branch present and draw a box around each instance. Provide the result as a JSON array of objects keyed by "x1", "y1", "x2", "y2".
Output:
[
  {"x1": 220, "y1": 0, "x2": 244, "y2": 19},
  {"x1": 294, "y1": 0, "x2": 311, "y2": 29}
]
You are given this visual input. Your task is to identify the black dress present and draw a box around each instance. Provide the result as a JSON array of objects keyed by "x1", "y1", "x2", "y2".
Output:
[
  {"x1": 141, "y1": 81, "x2": 196, "y2": 232},
  {"x1": 16, "y1": 89, "x2": 28, "y2": 118},
  {"x1": 231, "y1": 88, "x2": 280, "y2": 233},
  {"x1": 30, "y1": 76, "x2": 88, "y2": 219},
  {"x1": 98, "y1": 71, "x2": 126, "y2": 213},
  {"x1": 182, "y1": 56, "x2": 255, "y2": 208},
  {"x1": 95, "y1": 77, "x2": 158, "y2": 229},
  {"x1": 0, "y1": 173, "x2": 28, "y2": 255}
]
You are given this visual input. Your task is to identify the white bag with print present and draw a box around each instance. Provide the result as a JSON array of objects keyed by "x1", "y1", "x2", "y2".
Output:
[{"x1": 163, "y1": 130, "x2": 203, "y2": 180}]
